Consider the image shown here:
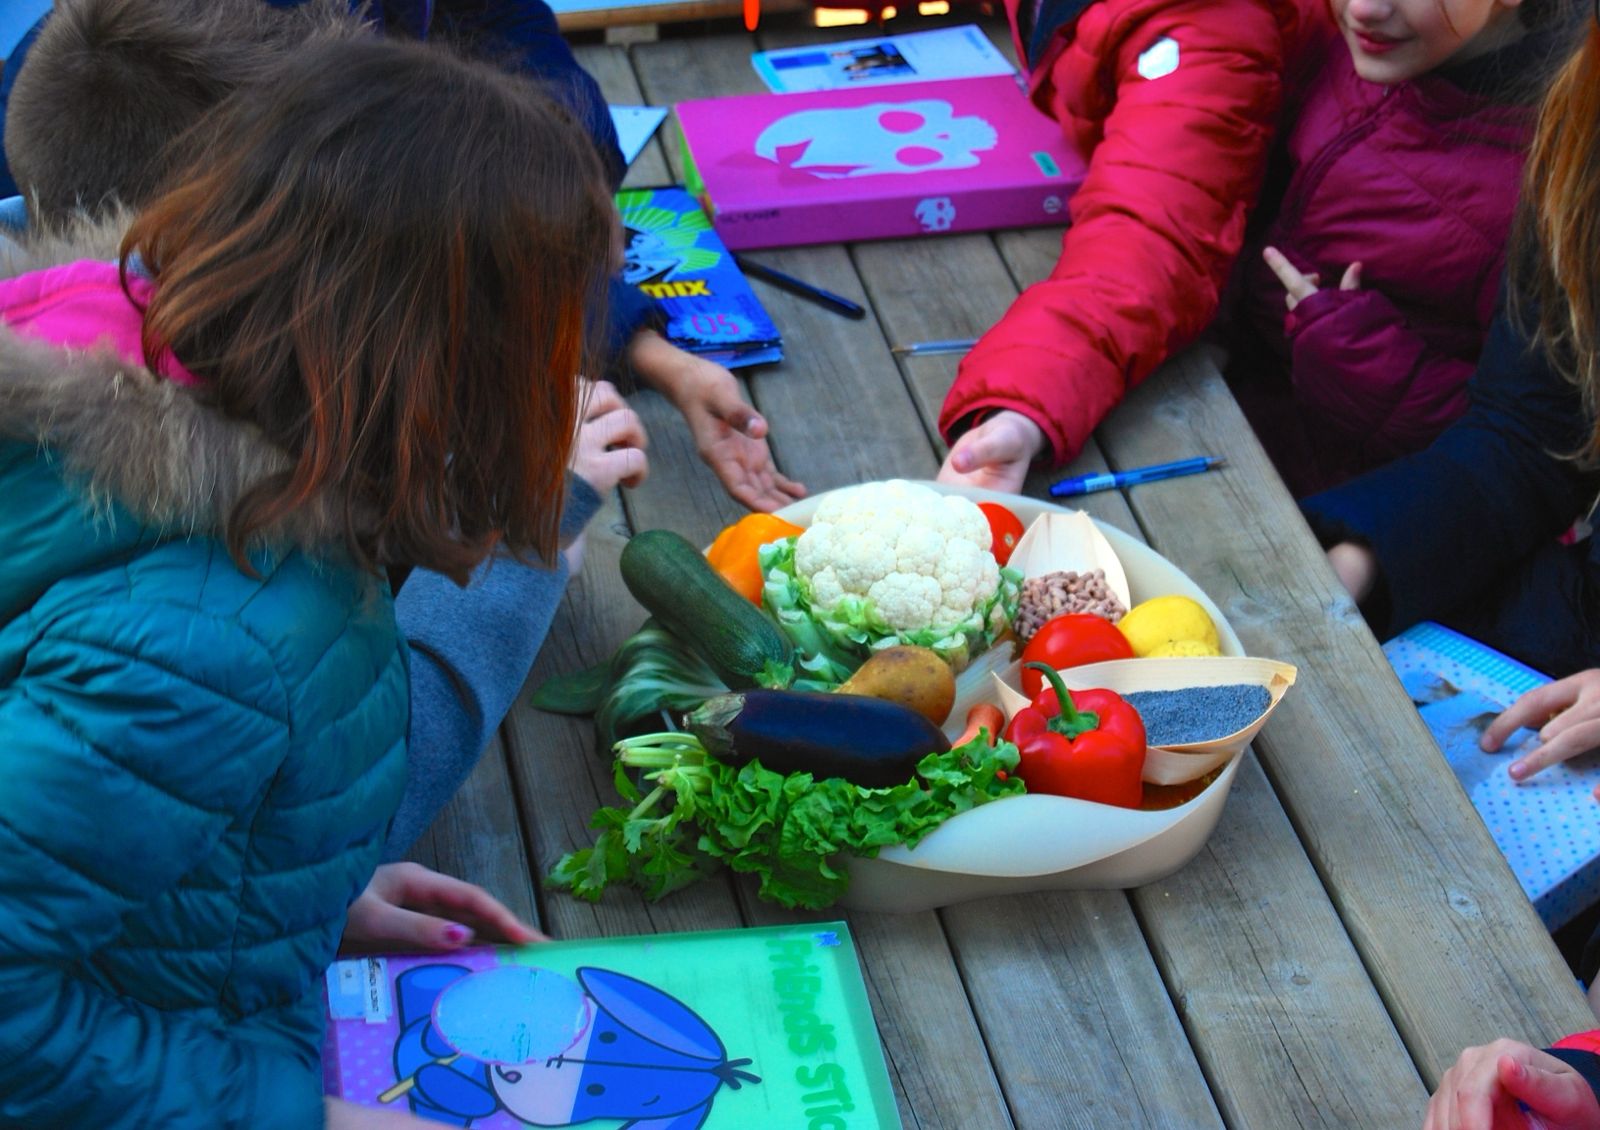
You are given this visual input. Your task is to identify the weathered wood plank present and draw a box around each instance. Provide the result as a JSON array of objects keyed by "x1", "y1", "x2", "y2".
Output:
[
  {"x1": 1097, "y1": 349, "x2": 1595, "y2": 1080},
  {"x1": 571, "y1": 43, "x2": 674, "y2": 189},
  {"x1": 1134, "y1": 755, "x2": 1428, "y2": 1127},
  {"x1": 944, "y1": 891, "x2": 1225, "y2": 1130},
  {"x1": 406, "y1": 733, "x2": 541, "y2": 928}
]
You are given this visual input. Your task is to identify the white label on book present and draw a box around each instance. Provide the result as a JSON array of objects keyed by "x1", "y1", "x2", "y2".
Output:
[
  {"x1": 1138, "y1": 37, "x2": 1180, "y2": 81},
  {"x1": 360, "y1": 957, "x2": 392, "y2": 1023}
]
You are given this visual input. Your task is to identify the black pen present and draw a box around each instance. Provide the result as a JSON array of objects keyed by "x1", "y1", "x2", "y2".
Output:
[{"x1": 733, "y1": 254, "x2": 867, "y2": 320}]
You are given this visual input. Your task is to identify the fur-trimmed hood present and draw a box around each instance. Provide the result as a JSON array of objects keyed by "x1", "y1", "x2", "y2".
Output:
[{"x1": 0, "y1": 214, "x2": 352, "y2": 551}]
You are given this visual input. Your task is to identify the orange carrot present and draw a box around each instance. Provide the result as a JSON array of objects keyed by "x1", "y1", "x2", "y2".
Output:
[{"x1": 954, "y1": 703, "x2": 1006, "y2": 747}]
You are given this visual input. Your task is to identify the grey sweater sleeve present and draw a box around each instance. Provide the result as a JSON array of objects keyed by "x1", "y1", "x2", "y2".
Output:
[{"x1": 384, "y1": 475, "x2": 603, "y2": 859}]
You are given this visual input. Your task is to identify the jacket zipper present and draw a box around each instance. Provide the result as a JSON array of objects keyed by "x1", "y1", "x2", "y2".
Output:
[{"x1": 1275, "y1": 84, "x2": 1400, "y2": 241}]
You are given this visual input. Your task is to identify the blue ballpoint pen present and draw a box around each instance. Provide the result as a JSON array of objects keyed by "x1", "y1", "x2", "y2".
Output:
[
  {"x1": 890, "y1": 337, "x2": 979, "y2": 356},
  {"x1": 1049, "y1": 456, "x2": 1225, "y2": 498},
  {"x1": 732, "y1": 255, "x2": 866, "y2": 319}
]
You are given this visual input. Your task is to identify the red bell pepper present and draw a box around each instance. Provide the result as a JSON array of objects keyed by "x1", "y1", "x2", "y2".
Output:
[{"x1": 1004, "y1": 662, "x2": 1146, "y2": 808}]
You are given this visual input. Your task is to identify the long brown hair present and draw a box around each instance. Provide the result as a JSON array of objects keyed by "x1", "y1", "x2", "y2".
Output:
[
  {"x1": 1516, "y1": 18, "x2": 1600, "y2": 458},
  {"x1": 123, "y1": 36, "x2": 614, "y2": 581}
]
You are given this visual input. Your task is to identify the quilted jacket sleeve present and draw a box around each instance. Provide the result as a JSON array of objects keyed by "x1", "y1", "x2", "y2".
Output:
[
  {"x1": 0, "y1": 605, "x2": 324, "y2": 1129},
  {"x1": 940, "y1": 0, "x2": 1287, "y2": 465},
  {"x1": 1286, "y1": 284, "x2": 1476, "y2": 462}
]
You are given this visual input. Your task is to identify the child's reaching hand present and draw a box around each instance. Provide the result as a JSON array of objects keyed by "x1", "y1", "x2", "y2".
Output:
[
  {"x1": 570, "y1": 378, "x2": 649, "y2": 494},
  {"x1": 1263, "y1": 245, "x2": 1363, "y2": 312},
  {"x1": 937, "y1": 409, "x2": 1045, "y2": 495},
  {"x1": 1425, "y1": 1040, "x2": 1600, "y2": 1130},
  {"x1": 627, "y1": 329, "x2": 804, "y2": 513},
  {"x1": 1481, "y1": 670, "x2": 1600, "y2": 791},
  {"x1": 340, "y1": 862, "x2": 545, "y2": 955}
]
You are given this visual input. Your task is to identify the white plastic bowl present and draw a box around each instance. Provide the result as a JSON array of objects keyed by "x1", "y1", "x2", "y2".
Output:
[{"x1": 775, "y1": 481, "x2": 1262, "y2": 913}]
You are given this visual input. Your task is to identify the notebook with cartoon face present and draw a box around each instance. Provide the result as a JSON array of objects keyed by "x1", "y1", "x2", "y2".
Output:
[
  {"x1": 323, "y1": 922, "x2": 900, "y2": 1129},
  {"x1": 676, "y1": 75, "x2": 1086, "y2": 250}
]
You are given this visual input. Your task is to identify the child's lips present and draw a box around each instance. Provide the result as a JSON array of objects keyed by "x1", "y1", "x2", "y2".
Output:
[{"x1": 1352, "y1": 29, "x2": 1404, "y2": 54}]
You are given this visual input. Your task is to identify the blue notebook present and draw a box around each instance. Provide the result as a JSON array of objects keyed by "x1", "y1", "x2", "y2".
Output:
[
  {"x1": 1385, "y1": 621, "x2": 1600, "y2": 929},
  {"x1": 618, "y1": 187, "x2": 783, "y2": 369}
]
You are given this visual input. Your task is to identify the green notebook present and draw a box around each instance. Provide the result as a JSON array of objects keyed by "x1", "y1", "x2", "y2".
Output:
[{"x1": 323, "y1": 921, "x2": 901, "y2": 1129}]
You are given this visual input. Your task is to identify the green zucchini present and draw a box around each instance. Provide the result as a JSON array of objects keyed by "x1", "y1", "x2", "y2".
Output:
[{"x1": 619, "y1": 528, "x2": 794, "y2": 689}]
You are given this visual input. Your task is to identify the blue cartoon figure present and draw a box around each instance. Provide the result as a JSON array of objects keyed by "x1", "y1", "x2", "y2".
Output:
[{"x1": 388, "y1": 963, "x2": 761, "y2": 1129}]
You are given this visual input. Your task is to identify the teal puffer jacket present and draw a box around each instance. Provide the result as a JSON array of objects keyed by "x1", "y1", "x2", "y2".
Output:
[{"x1": 0, "y1": 256, "x2": 408, "y2": 1126}]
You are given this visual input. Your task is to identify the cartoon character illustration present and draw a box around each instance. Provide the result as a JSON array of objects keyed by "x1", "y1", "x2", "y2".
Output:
[
  {"x1": 618, "y1": 197, "x2": 722, "y2": 286},
  {"x1": 387, "y1": 963, "x2": 761, "y2": 1129},
  {"x1": 755, "y1": 101, "x2": 997, "y2": 179},
  {"x1": 913, "y1": 197, "x2": 956, "y2": 233}
]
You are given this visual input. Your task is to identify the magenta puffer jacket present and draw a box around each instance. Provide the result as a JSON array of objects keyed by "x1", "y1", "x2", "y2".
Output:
[{"x1": 1232, "y1": 6, "x2": 1533, "y2": 493}]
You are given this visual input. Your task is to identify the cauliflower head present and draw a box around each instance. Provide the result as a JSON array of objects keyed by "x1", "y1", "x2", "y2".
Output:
[{"x1": 792, "y1": 480, "x2": 1000, "y2": 632}]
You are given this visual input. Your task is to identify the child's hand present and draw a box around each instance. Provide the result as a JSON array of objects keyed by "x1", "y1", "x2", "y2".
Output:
[
  {"x1": 570, "y1": 378, "x2": 649, "y2": 493},
  {"x1": 1263, "y1": 245, "x2": 1362, "y2": 312},
  {"x1": 628, "y1": 330, "x2": 805, "y2": 512},
  {"x1": 937, "y1": 410, "x2": 1045, "y2": 495},
  {"x1": 1424, "y1": 1039, "x2": 1600, "y2": 1130},
  {"x1": 1482, "y1": 670, "x2": 1600, "y2": 790},
  {"x1": 340, "y1": 862, "x2": 545, "y2": 954},
  {"x1": 1327, "y1": 542, "x2": 1377, "y2": 603}
]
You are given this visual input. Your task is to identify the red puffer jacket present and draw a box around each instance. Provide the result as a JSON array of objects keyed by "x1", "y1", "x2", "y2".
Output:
[
  {"x1": 938, "y1": 0, "x2": 1299, "y2": 466},
  {"x1": 1231, "y1": 9, "x2": 1533, "y2": 494}
]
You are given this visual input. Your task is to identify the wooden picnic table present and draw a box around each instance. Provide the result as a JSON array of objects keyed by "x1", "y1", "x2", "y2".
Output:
[{"x1": 409, "y1": 15, "x2": 1598, "y2": 1127}]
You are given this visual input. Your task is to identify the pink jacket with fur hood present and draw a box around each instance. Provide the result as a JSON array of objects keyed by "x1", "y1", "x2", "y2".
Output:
[{"x1": 1230, "y1": 4, "x2": 1535, "y2": 493}]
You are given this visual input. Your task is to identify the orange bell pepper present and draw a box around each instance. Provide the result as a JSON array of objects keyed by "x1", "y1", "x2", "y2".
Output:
[{"x1": 705, "y1": 513, "x2": 804, "y2": 604}]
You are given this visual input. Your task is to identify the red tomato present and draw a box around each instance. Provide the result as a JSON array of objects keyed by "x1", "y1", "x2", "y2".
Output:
[
  {"x1": 1019, "y1": 613, "x2": 1135, "y2": 697},
  {"x1": 978, "y1": 502, "x2": 1025, "y2": 567}
]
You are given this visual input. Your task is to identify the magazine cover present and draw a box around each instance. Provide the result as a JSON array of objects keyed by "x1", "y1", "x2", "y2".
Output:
[
  {"x1": 617, "y1": 187, "x2": 782, "y2": 368},
  {"x1": 676, "y1": 75, "x2": 1087, "y2": 250},
  {"x1": 751, "y1": 25, "x2": 1014, "y2": 93},
  {"x1": 1385, "y1": 621, "x2": 1600, "y2": 928},
  {"x1": 323, "y1": 921, "x2": 901, "y2": 1129}
]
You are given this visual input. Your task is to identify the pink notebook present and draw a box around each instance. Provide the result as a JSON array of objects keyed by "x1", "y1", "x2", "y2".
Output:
[{"x1": 677, "y1": 75, "x2": 1086, "y2": 250}]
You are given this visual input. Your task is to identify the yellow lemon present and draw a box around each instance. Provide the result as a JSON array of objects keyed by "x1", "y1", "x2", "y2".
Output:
[
  {"x1": 1118, "y1": 595, "x2": 1221, "y2": 657},
  {"x1": 1147, "y1": 638, "x2": 1222, "y2": 659}
]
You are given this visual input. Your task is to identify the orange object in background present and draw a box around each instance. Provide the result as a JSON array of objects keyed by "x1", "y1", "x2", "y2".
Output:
[{"x1": 706, "y1": 513, "x2": 805, "y2": 603}]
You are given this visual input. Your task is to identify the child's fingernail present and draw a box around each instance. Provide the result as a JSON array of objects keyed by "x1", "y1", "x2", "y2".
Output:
[
  {"x1": 1509, "y1": 762, "x2": 1527, "y2": 780},
  {"x1": 444, "y1": 923, "x2": 473, "y2": 945}
]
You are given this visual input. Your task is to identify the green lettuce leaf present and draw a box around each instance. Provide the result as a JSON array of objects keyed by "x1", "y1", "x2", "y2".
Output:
[{"x1": 549, "y1": 732, "x2": 1025, "y2": 910}]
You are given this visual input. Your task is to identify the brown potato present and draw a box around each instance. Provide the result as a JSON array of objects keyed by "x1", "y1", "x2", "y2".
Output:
[{"x1": 836, "y1": 646, "x2": 956, "y2": 726}]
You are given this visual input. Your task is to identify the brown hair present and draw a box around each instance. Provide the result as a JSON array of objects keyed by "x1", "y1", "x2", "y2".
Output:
[
  {"x1": 124, "y1": 36, "x2": 614, "y2": 580},
  {"x1": 5, "y1": 0, "x2": 359, "y2": 224},
  {"x1": 1514, "y1": 19, "x2": 1600, "y2": 458}
]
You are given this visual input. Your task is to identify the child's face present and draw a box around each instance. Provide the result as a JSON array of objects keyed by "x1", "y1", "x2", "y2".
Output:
[{"x1": 1330, "y1": 0, "x2": 1524, "y2": 84}]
